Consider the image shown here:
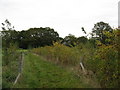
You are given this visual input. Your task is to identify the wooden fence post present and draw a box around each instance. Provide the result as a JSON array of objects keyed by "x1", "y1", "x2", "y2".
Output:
[
  {"x1": 13, "y1": 52, "x2": 24, "y2": 86},
  {"x1": 80, "y1": 62, "x2": 86, "y2": 74},
  {"x1": 80, "y1": 56, "x2": 86, "y2": 74}
]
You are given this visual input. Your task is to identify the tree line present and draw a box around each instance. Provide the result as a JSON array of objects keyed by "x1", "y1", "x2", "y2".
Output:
[{"x1": 1, "y1": 19, "x2": 114, "y2": 49}]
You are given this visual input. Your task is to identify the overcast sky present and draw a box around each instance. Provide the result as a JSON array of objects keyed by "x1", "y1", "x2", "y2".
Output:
[{"x1": 0, "y1": 0, "x2": 119, "y2": 37}]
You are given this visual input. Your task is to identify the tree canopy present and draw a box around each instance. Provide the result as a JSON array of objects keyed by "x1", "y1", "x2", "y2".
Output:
[
  {"x1": 1, "y1": 27, "x2": 60, "y2": 49},
  {"x1": 92, "y1": 21, "x2": 113, "y2": 44}
]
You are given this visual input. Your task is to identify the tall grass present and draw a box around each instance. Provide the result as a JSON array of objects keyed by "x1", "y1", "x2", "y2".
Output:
[
  {"x1": 32, "y1": 42, "x2": 82, "y2": 66},
  {"x1": 2, "y1": 44, "x2": 20, "y2": 88}
]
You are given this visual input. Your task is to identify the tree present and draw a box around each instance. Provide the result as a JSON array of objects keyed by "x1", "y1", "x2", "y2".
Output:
[
  {"x1": 1, "y1": 19, "x2": 17, "y2": 48},
  {"x1": 18, "y1": 27, "x2": 60, "y2": 49},
  {"x1": 1, "y1": 20, "x2": 60, "y2": 49},
  {"x1": 2, "y1": 30, "x2": 19, "y2": 48},
  {"x1": 63, "y1": 34, "x2": 77, "y2": 47},
  {"x1": 1, "y1": 19, "x2": 15, "y2": 31},
  {"x1": 77, "y1": 36, "x2": 88, "y2": 44},
  {"x1": 92, "y1": 21, "x2": 113, "y2": 44}
]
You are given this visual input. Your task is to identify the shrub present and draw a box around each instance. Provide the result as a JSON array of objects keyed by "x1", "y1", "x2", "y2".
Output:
[
  {"x1": 84, "y1": 29, "x2": 119, "y2": 88},
  {"x1": 32, "y1": 42, "x2": 81, "y2": 66}
]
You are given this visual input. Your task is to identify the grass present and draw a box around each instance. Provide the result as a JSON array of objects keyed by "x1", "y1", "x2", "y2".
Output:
[
  {"x1": 17, "y1": 49, "x2": 28, "y2": 53},
  {"x1": 14, "y1": 53, "x2": 94, "y2": 88}
]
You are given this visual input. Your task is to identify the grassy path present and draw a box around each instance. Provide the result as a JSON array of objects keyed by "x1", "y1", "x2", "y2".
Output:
[{"x1": 14, "y1": 53, "x2": 93, "y2": 88}]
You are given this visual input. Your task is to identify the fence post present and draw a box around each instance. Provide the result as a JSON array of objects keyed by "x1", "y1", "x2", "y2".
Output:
[
  {"x1": 13, "y1": 52, "x2": 24, "y2": 86},
  {"x1": 80, "y1": 56, "x2": 86, "y2": 74},
  {"x1": 80, "y1": 62, "x2": 86, "y2": 74},
  {"x1": 21, "y1": 52, "x2": 24, "y2": 72}
]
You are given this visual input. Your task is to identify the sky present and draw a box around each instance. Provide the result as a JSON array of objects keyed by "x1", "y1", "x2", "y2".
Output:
[{"x1": 0, "y1": 0, "x2": 119, "y2": 38}]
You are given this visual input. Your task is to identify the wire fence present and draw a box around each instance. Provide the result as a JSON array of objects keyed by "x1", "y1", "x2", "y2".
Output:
[{"x1": 2, "y1": 51, "x2": 24, "y2": 88}]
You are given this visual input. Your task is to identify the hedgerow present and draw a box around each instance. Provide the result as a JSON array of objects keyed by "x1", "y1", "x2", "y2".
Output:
[{"x1": 32, "y1": 29, "x2": 119, "y2": 88}]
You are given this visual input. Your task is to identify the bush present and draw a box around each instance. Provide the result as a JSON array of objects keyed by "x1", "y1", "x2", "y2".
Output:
[
  {"x1": 32, "y1": 42, "x2": 81, "y2": 66},
  {"x1": 32, "y1": 29, "x2": 119, "y2": 88},
  {"x1": 84, "y1": 29, "x2": 119, "y2": 88}
]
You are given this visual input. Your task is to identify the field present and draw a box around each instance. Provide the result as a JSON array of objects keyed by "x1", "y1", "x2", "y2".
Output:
[
  {"x1": 13, "y1": 53, "x2": 99, "y2": 88},
  {"x1": 1, "y1": 21, "x2": 119, "y2": 88}
]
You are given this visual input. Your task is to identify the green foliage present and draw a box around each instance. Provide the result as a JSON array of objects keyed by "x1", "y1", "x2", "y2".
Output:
[
  {"x1": 85, "y1": 29, "x2": 119, "y2": 88},
  {"x1": 14, "y1": 53, "x2": 93, "y2": 88},
  {"x1": 2, "y1": 44, "x2": 20, "y2": 88},
  {"x1": 1, "y1": 27, "x2": 60, "y2": 49},
  {"x1": 32, "y1": 42, "x2": 80, "y2": 66},
  {"x1": 92, "y1": 21, "x2": 113, "y2": 44},
  {"x1": 2, "y1": 43, "x2": 18, "y2": 65},
  {"x1": 77, "y1": 36, "x2": 88, "y2": 44},
  {"x1": 1, "y1": 19, "x2": 119, "y2": 88},
  {"x1": 63, "y1": 34, "x2": 77, "y2": 47},
  {"x1": 62, "y1": 34, "x2": 88, "y2": 47},
  {"x1": 87, "y1": 45, "x2": 118, "y2": 87},
  {"x1": 32, "y1": 29, "x2": 119, "y2": 88},
  {"x1": 2, "y1": 30, "x2": 19, "y2": 48}
]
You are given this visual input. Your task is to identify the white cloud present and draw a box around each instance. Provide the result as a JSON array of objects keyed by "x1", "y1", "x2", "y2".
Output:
[{"x1": 0, "y1": 0, "x2": 119, "y2": 37}]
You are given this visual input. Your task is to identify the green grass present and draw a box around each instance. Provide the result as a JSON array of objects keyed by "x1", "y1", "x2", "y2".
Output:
[
  {"x1": 14, "y1": 53, "x2": 93, "y2": 88},
  {"x1": 17, "y1": 49, "x2": 28, "y2": 53}
]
